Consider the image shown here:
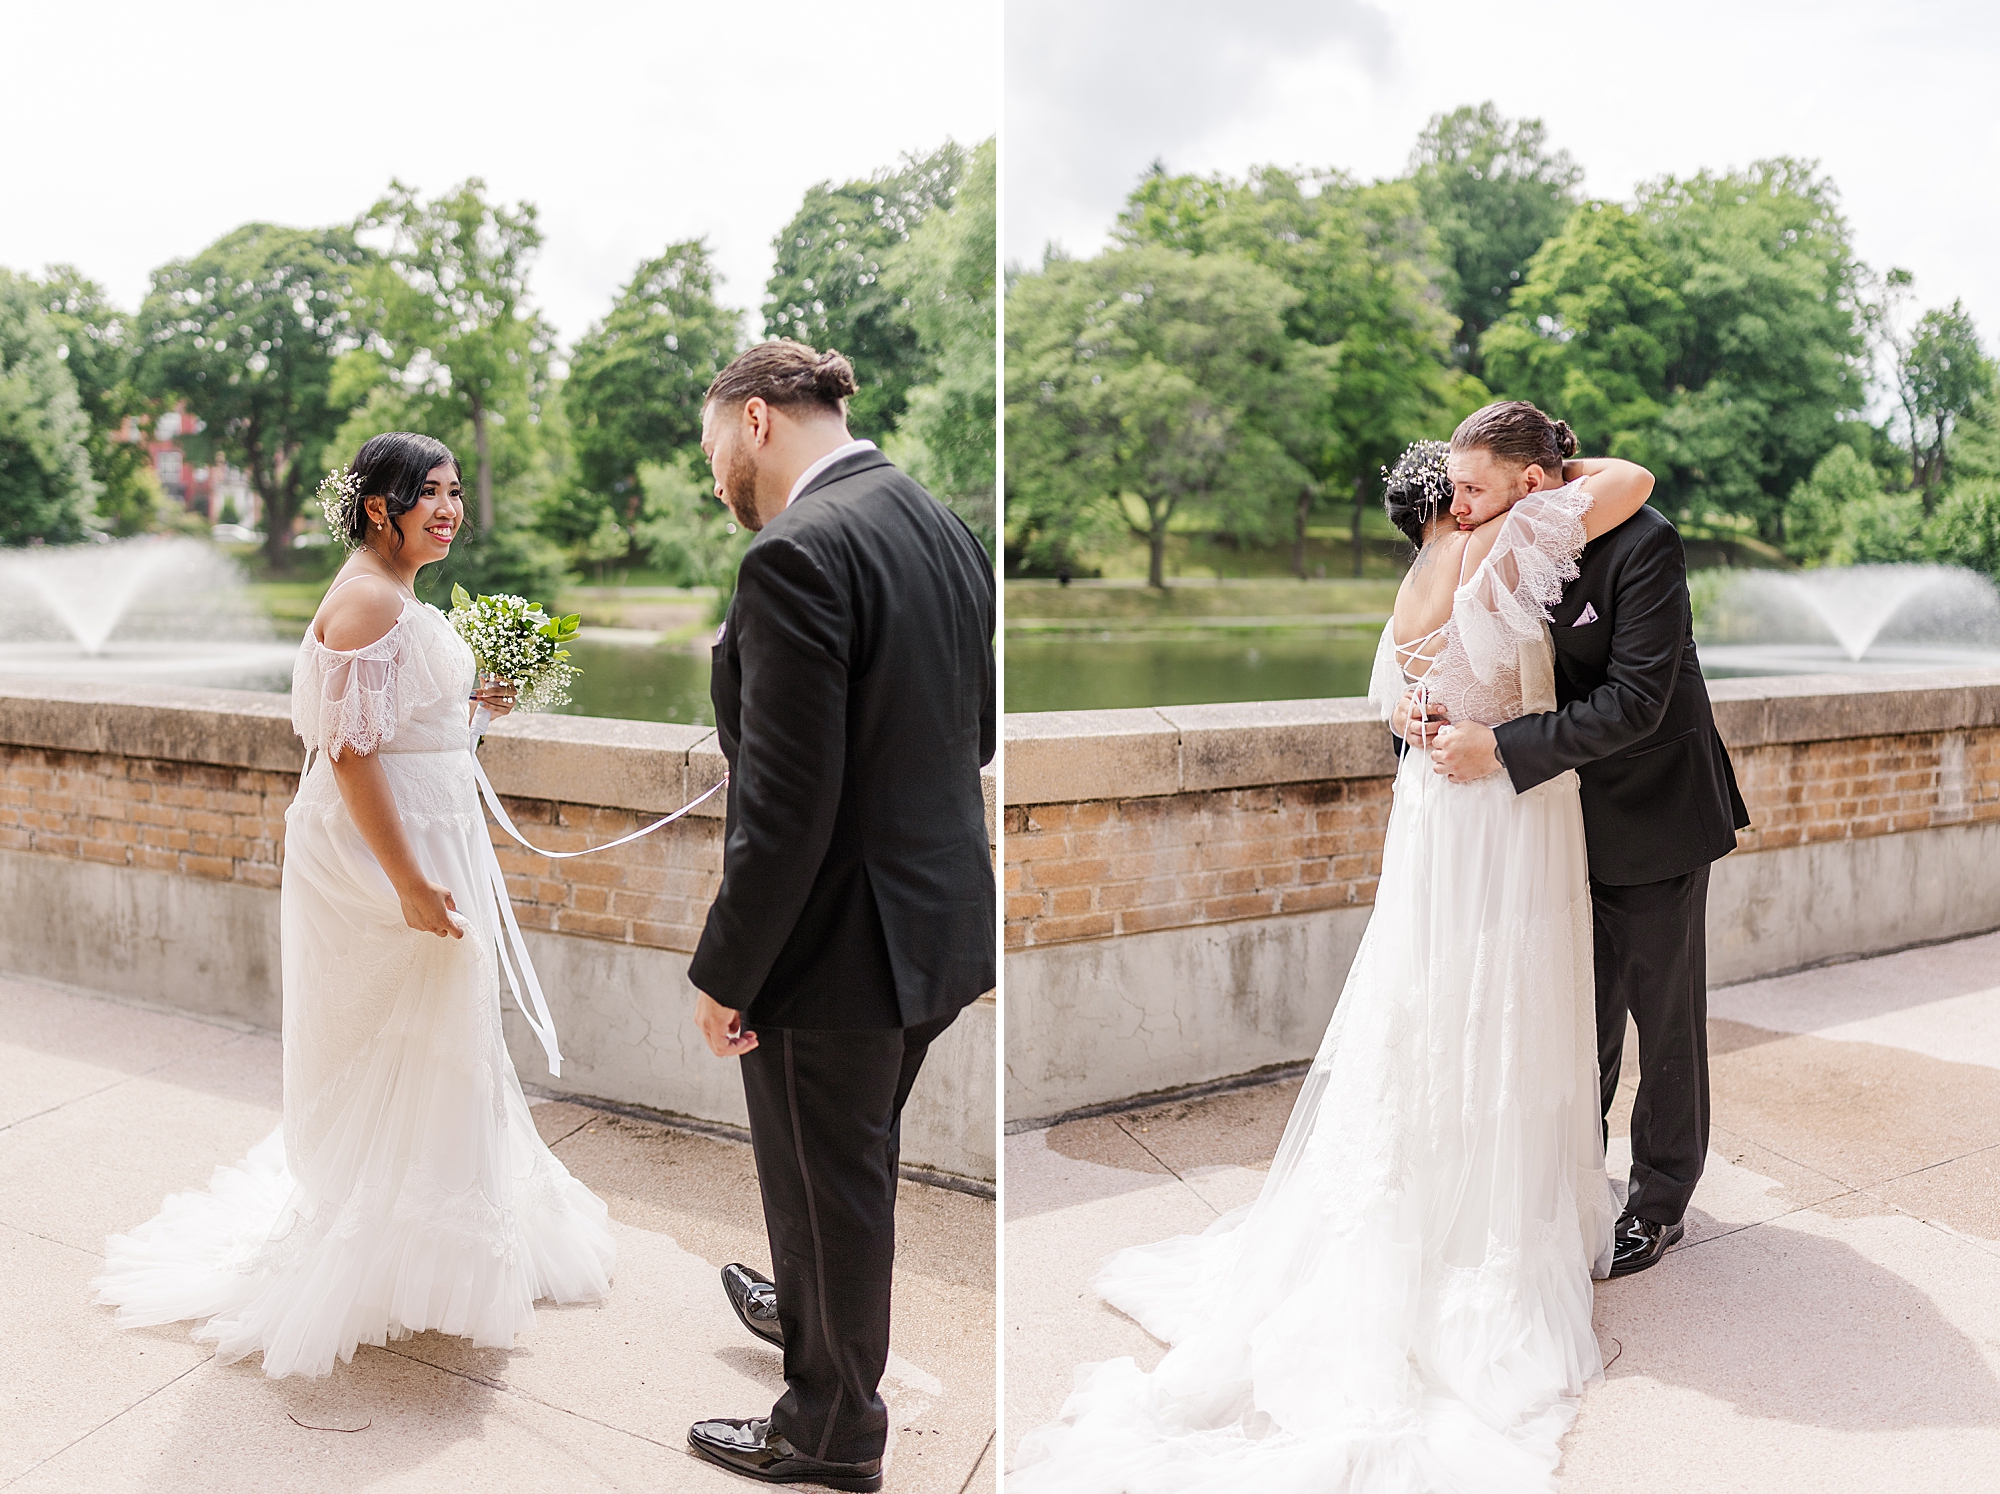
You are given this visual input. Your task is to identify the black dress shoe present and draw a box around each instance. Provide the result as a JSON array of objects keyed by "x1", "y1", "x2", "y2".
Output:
[
  {"x1": 687, "y1": 1417, "x2": 882, "y2": 1491},
  {"x1": 721, "y1": 1263, "x2": 784, "y2": 1348},
  {"x1": 1607, "y1": 1212, "x2": 1685, "y2": 1278}
]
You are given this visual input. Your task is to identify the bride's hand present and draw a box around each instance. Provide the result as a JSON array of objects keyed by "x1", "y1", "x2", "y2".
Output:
[
  {"x1": 471, "y1": 679, "x2": 518, "y2": 722},
  {"x1": 1392, "y1": 686, "x2": 1449, "y2": 747},
  {"x1": 400, "y1": 880, "x2": 465, "y2": 938}
]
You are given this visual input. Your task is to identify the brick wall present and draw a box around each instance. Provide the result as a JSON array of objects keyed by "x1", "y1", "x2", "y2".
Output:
[
  {"x1": 0, "y1": 742, "x2": 726, "y2": 955},
  {"x1": 1006, "y1": 725, "x2": 2000, "y2": 950},
  {"x1": 0, "y1": 746, "x2": 293, "y2": 890},
  {"x1": 1731, "y1": 727, "x2": 2000, "y2": 852}
]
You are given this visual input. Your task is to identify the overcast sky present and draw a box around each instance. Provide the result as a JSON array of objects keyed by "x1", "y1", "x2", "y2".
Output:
[
  {"x1": 2, "y1": 0, "x2": 996, "y2": 349},
  {"x1": 1008, "y1": 0, "x2": 2000, "y2": 349}
]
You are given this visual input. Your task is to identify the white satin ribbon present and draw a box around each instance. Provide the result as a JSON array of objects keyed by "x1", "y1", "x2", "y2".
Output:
[{"x1": 465, "y1": 706, "x2": 727, "y2": 1077}]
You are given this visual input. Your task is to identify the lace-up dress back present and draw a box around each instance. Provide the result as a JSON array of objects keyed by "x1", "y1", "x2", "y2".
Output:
[
  {"x1": 92, "y1": 593, "x2": 615, "y2": 1378},
  {"x1": 1012, "y1": 484, "x2": 1620, "y2": 1494}
]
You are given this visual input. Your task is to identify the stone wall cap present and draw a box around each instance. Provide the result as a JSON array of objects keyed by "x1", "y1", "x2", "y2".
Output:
[{"x1": 1006, "y1": 668, "x2": 2000, "y2": 802}]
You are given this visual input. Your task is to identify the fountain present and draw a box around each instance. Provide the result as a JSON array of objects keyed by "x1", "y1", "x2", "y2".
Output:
[
  {"x1": 1698, "y1": 563, "x2": 2000, "y2": 677},
  {"x1": 0, "y1": 538, "x2": 300, "y2": 691}
]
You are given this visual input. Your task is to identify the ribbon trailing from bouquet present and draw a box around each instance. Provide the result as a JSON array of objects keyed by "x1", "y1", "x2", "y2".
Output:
[{"x1": 466, "y1": 706, "x2": 729, "y2": 1078}]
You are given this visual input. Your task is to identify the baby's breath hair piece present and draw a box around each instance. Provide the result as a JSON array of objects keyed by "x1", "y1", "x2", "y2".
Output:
[
  {"x1": 1384, "y1": 440, "x2": 1453, "y2": 511},
  {"x1": 317, "y1": 466, "x2": 364, "y2": 550},
  {"x1": 1382, "y1": 439, "x2": 1456, "y2": 548}
]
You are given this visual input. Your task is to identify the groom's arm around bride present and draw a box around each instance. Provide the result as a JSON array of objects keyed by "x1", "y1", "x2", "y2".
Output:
[{"x1": 680, "y1": 339, "x2": 996, "y2": 1489}]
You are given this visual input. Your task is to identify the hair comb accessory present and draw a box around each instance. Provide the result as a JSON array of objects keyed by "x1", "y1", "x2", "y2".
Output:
[{"x1": 315, "y1": 466, "x2": 364, "y2": 550}]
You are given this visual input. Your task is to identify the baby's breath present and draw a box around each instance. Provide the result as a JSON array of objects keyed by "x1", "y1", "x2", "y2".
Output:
[
  {"x1": 317, "y1": 466, "x2": 364, "y2": 549},
  {"x1": 447, "y1": 585, "x2": 582, "y2": 713}
]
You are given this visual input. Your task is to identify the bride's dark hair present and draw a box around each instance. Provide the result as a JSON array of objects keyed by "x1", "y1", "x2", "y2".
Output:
[
  {"x1": 1383, "y1": 439, "x2": 1453, "y2": 547},
  {"x1": 345, "y1": 432, "x2": 461, "y2": 552}
]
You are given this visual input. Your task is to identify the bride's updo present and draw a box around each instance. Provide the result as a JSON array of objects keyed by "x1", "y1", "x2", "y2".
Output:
[
  {"x1": 1383, "y1": 439, "x2": 1453, "y2": 547},
  {"x1": 1449, "y1": 400, "x2": 1577, "y2": 477},
  {"x1": 344, "y1": 432, "x2": 461, "y2": 551}
]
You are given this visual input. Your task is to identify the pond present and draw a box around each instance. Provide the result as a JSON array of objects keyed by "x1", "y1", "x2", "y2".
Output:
[
  {"x1": 555, "y1": 636, "x2": 714, "y2": 726},
  {"x1": 1000, "y1": 628, "x2": 1923, "y2": 714},
  {"x1": 14, "y1": 633, "x2": 720, "y2": 729},
  {"x1": 1005, "y1": 630, "x2": 1385, "y2": 713}
]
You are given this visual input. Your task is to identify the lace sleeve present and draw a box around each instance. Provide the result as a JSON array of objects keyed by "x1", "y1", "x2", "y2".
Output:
[
  {"x1": 1451, "y1": 481, "x2": 1593, "y2": 686},
  {"x1": 1367, "y1": 620, "x2": 1405, "y2": 722},
  {"x1": 290, "y1": 604, "x2": 441, "y2": 759}
]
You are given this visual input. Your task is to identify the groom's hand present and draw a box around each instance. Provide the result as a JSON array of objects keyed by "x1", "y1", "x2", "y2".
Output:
[
  {"x1": 695, "y1": 991, "x2": 759, "y2": 1057},
  {"x1": 1432, "y1": 722, "x2": 1503, "y2": 783}
]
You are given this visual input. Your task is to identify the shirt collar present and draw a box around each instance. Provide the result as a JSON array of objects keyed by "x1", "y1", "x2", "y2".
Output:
[{"x1": 785, "y1": 439, "x2": 877, "y2": 509}]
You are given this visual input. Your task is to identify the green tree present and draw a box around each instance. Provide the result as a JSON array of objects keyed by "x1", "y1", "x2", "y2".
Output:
[
  {"x1": 34, "y1": 268, "x2": 167, "y2": 536},
  {"x1": 881, "y1": 137, "x2": 996, "y2": 550},
  {"x1": 1006, "y1": 245, "x2": 1324, "y2": 588},
  {"x1": 1484, "y1": 159, "x2": 1867, "y2": 544},
  {"x1": 1894, "y1": 298, "x2": 1990, "y2": 512},
  {"x1": 359, "y1": 179, "x2": 547, "y2": 531},
  {"x1": 764, "y1": 141, "x2": 967, "y2": 440},
  {"x1": 632, "y1": 453, "x2": 751, "y2": 616},
  {"x1": 1407, "y1": 103, "x2": 1583, "y2": 375},
  {"x1": 1930, "y1": 478, "x2": 2000, "y2": 579},
  {"x1": 564, "y1": 239, "x2": 743, "y2": 539},
  {"x1": 135, "y1": 224, "x2": 367, "y2": 565},
  {"x1": 0, "y1": 268, "x2": 97, "y2": 544},
  {"x1": 1783, "y1": 443, "x2": 1882, "y2": 566},
  {"x1": 1117, "y1": 166, "x2": 1480, "y2": 575}
]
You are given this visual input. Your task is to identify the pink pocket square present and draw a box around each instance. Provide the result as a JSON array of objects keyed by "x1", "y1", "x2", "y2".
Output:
[{"x1": 1573, "y1": 603, "x2": 1599, "y2": 626}]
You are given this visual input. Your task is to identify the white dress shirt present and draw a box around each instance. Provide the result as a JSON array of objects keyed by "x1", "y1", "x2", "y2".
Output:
[{"x1": 785, "y1": 439, "x2": 877, "y2": 509}]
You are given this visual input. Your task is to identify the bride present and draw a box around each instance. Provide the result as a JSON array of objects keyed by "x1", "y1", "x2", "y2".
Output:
[
  {"x1": 94, "y1": 431, "x2": 615, "y2": 1378},
  {"x1": 1011, "y1": 406, "x2": 1654, "y2": 1493}
]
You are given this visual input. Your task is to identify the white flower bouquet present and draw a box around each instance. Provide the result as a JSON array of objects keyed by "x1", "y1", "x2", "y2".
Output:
[{"x1": 448, "y1": 585, "x2": 582, "y2": 714}]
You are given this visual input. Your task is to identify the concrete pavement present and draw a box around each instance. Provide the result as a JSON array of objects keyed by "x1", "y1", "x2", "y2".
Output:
[
  {"x1": 0, "y1": 974, "x2": 994, "y2": 1494},
  {"x1": 1005, "y1": 929, "x2": 2000, "y2": 1492}
]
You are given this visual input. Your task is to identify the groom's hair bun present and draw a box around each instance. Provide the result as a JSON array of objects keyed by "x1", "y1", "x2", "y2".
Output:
[
  {"x1": 704, "y1": 339, "x2": 859, "y2": 416},
  {"x1": 1451, "y1": 400, "x2": 1577, "y2": 473}
]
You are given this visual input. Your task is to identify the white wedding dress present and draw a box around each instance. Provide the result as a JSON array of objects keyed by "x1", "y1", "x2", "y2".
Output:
[
  {"x1": 94, "y1": 594, "x2": 615, "y2": 1378},
  {"x1": 1012, "y1": 486, "x2": 1619, "y2": 1494}
]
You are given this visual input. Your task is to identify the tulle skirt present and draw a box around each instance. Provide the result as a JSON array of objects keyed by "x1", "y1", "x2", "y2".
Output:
[
  {"x1": 1011, "y1": 749, "x2": 1618, "y2": 1494},
  {"x1": 93, "y1": 750, "x2": 615, "y2": 1379}
]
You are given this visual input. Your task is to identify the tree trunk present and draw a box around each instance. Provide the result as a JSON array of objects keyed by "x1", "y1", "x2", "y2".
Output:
[
  {"x1": 1149, "y1": 514, "x2": 1167, "y2": 590},
  {"x1": 1292, "y1": 487, "x2": 1311, "y2": 579},
  {"x1": 251, "y1": 443, "x2": 289, "y2": 573},
  {"x1": 472, "y1": 398, "x2": 494, "y2": 531},
  {"x1": 1351, "y1": 474, "x2": 1367, "y2": 579}
]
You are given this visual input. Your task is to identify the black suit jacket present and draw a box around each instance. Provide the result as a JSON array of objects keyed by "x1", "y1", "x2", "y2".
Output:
[
  {"x1": 688, "y1": 449, "x2": 996, "y2": 1029},
  {"x1": 1490, "y1": 506, "x2": 1749, "y2": 886}
]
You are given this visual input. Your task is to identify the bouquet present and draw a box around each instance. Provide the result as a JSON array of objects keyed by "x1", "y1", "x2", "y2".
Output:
[{"x1": 448, "y1": 584, "x2": 582, "y2": 714}]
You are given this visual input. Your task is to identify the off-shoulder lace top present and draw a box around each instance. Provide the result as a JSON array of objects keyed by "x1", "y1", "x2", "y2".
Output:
[
  {"x1": 1368, "y1": 482, "x2": 1594, "y2": 729},
  {"x1": 291, "y1": 593, "x2": 476, "y2": 759}
]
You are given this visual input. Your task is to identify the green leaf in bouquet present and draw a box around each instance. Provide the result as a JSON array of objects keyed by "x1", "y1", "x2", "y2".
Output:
[{"x1": 451, "y1": 583, "x2": 473, "y2": 611}]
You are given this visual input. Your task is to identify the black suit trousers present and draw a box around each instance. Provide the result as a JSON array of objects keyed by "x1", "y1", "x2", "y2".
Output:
[
  {"x1": 738, "y1": 1013, "x2": 957, "y2": 1465},
  {"x1": 1593, "y1": 865, "x2": 1711, "y2": 1226}
]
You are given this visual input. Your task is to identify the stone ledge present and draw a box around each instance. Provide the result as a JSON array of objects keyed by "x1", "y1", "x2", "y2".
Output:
[
  {"x1": 1706, "y1": 668, "x2": 2000, "y2": 748},
  {"x1": 1006, "y1": 668, "x2": 2000, "y2": 805},
  {"x1": 0, "y1": 676, "x2": 996, "y2": 839}
]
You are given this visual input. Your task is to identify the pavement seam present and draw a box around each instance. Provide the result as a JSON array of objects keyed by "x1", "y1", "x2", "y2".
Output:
[
  {"x1": 0, "y1": 1350, "x2": 213, "y2": 1491},
  {"x1": 956, "y1": 1430, "x2": 996, "y2": 1494},
  {"x1": 374, "y1": 1341, "x2": 695, "y2": 1458},
  {"x1": 1111, "y1": 1117, "x2": 1223, "y2": 1217},
  {"x1": 0, "y1": 1216, "x2": 104, "y2": 1260},
  {"x1": 0, "y1": 1028, "x2": 251, "y2": 1138}
]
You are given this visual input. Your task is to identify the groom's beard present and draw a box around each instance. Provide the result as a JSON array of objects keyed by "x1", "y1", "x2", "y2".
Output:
[{"x1": 720, "y1": 447, "x2": 767, "y2": 531}]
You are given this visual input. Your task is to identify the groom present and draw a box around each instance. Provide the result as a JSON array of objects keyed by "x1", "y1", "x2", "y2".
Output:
[
  {"x1": 1414, "y1": 401, "x2": 1749, "y2": 1279},
  {"x1": 683, "y1": 339, "x2": 996, "y2": 1489}
]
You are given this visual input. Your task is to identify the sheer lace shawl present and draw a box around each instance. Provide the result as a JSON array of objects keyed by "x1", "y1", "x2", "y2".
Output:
[
  {"x1": 290, "y1": 600, "x2": 453, "y2": 760},
  {"x1": 1376, "y1": 482, "x2": 1593, "y2": 727}
]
